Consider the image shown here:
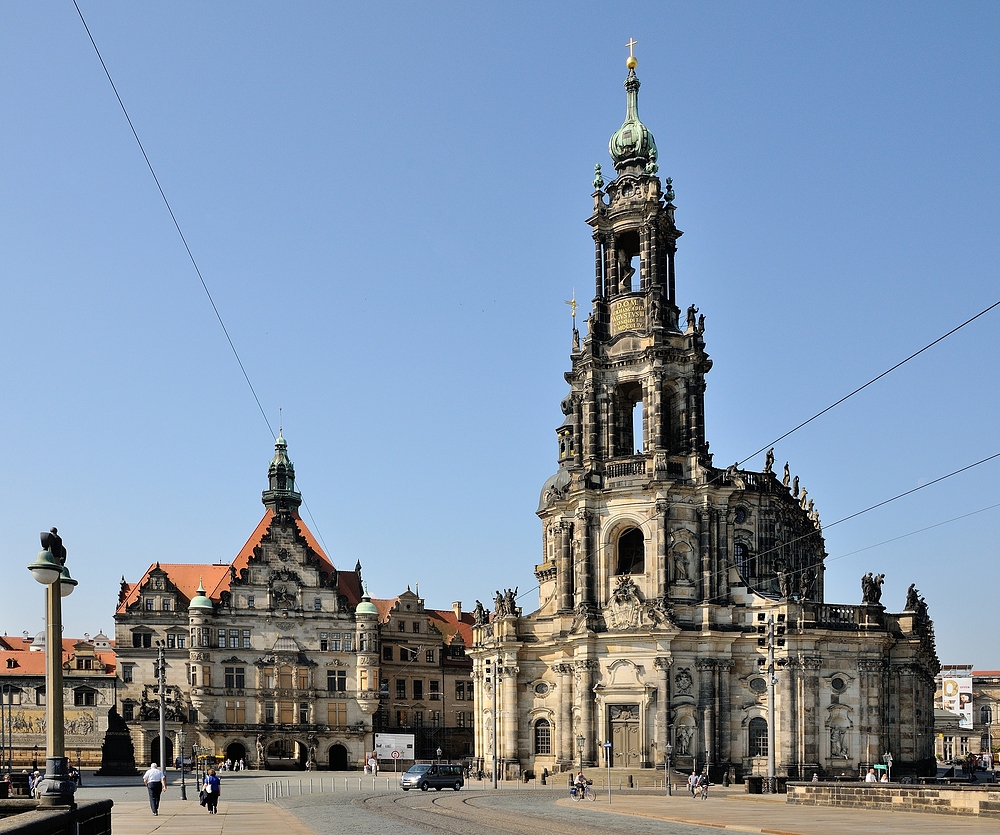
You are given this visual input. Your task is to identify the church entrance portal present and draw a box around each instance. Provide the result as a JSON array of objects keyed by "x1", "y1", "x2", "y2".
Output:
[
  {"x1": 328, "y1": 744, "x2": 348, "y2": 771},
  {"x1": 609, "y1": 705, "x2": 641, "y2": 768}
]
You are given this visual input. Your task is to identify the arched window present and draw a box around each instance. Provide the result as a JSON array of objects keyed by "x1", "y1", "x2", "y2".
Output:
[
  {"x1": 616, "y1": 528, "x2": 645, "y2": 575},
  {"x1": 734, "y1": 544, "x2": 749, "y2": 580},
  {"x1": 749, "y1": 717, "x2": 768, "y2": 757},
  {"x1": 981, "y1": 704, "x2": 993, "y2": 725},
  {"x1": 534, "y1": 719, "x2": 551, "y2": 755},
  {"x1": 278, "y1": 665, "x2": 293, "y2": 689}
]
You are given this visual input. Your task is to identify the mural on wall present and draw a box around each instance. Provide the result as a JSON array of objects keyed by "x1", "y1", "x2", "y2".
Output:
[{"x1": 4, "y1": 709, "x2": 97, "y2": 737}]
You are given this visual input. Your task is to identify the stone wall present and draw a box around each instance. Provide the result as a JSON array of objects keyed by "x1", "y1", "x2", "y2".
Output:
[{"x1": 787, "y1": 782, "x2": 1000, "y2": 818}]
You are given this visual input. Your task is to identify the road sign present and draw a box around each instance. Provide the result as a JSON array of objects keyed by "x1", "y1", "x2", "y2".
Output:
[{"x1": 391, "y1": 750, "x2": 400, "y2": 759}]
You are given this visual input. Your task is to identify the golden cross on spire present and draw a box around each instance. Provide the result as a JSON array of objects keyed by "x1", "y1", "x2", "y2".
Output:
[
  {"x1": 626, "y1": 38, "x2": 637, "y2": 57},
  {"x1": 564, "y1": 290, "x2": 578, "y2": 326}
]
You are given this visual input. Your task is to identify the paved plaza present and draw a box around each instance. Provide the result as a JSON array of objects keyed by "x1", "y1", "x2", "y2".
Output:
[{"x1": 71, "y1": 771, "x2": 1000, "y2": 835}]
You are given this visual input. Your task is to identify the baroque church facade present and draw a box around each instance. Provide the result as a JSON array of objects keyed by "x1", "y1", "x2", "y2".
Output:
[{"x1": 470, "y1": 55, "x2": 939, "y2": 782}]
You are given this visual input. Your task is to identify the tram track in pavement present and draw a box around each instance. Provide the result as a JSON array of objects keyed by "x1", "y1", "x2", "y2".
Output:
[{"x1": 353, "y1": 789, "x2": 626, "y2": 835}]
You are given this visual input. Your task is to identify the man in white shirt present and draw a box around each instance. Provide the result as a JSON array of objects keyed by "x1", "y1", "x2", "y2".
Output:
[
  {"x1": 864, "y1": 767, "x2": 877, "y2": 783},
  {"x1": 142, "y1": 762, "x2": 166, "y2": 815}
]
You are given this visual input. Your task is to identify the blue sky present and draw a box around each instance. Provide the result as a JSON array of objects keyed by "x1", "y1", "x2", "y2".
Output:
[{"x1": 1, "y1": 3, "x2": 998, "y2": 667}]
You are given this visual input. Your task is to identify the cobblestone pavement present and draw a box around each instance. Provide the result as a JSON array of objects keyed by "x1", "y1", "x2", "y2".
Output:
[{"x1": 72, "y1": 772, "x2": 1000, "y2": 835}]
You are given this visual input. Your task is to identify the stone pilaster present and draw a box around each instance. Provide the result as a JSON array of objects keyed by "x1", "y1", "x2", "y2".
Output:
[
  {"x1": 575, "y1": 660, "x2": 599, "y2": 766},
  {"x1": 696, "y1": 658, "x2": 716, "y2": 766}
]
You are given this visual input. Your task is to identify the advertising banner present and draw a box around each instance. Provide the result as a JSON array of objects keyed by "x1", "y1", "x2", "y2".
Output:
[{"x1": 942, "y1": 676, "x2": 973, "y2": 729}]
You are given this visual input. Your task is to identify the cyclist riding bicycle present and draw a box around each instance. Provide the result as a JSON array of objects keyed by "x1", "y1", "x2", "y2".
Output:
[{"x1": 697, "y1": 772, "x2": 709, "y2": 799}]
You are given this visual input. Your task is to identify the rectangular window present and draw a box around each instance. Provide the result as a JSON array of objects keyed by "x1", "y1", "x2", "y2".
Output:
[
  {"x1": 74, "y1": 690, "x2": 96, "y2": 707},
  {"x1": 396, "y1": 710, "x2": 408, "y2": 726},
  {"x1": 398, "y1": 621, "x2": 406, "y2": 632},
  {"x1": 426, "y1": 650, "x2": 435, "y2": 664},
  {"x1": 298, "y1": 670, "x2": 310, "y2": 690},
  {"x1": 242, "y1": 629, "x2": 250, "y2": 648},
  {"x1": 1, "y1": 689, "x2": 21, "y2": 706},
  {"x1": 202, "y1": 666, "x2": 211, "y2": 688},
  {"x1": 383, "y1": 646, "x2": 393, "y2": 661},
  {"x1": 330, "y1": 634, "x2": 342, "y2": 651},
  {"x1": 412, "y1": 621, "x2": 420, "y2": 633},
  {"x1": 225, "y1": 700, "x2": 246, "y2": 724},
  {"x1": 279, "y1": 701, "x2": 294, "y2": 724},
  {"x1": 413, "y1": 680, "x2": 424, "y2": 700},
  {"x1": 456, "y1": 711, "x2": 467, "y2": 728},
  {"x1": 360, "y1": 670, "x2": 369, "y2": 691},
  {"x1": 265, "y1": 701, "x2": 275, "y2": 724},
  {"x1": 343, "y1": 634, "x2": 354, "y2": 652},
  {"x1": 122, "y1": 666, "x2": 133, "y2": 683},
  {"x1": 229, "y1": 629, "x2": 239, "y2": 648},
  {"x1": 224, "y1": 667, "x2": 245, "y2": 689},
  {"x1": 122, "y1": 702, "x2": 134, "y2": 720},
  {"x1": 327, "y1": 670, "x2": 347, "y2": 692},
  {"x1": 299, "y1": 702, "x2": 309, "y2": 723},
  {"x1": 414, "y1": 711, "x2": 424, "y2": 727},
  {"x1": 328, "y1": 702, "x2": 347, "y2": 726},
  {"x1": 263, "y1": 668, "x2": 275, "y2": 689},
  {"x1": 162, "y1": 599, "x2": 171, "y2": 611},
  {"x1": 177, "y1": 635, "x2": 186, "y2": 649},
  {"x1": 247, "y1": 595, "x2": 255, "y2": 609},
  {"x1": 166, "y1": 634, "x2": 176, "y2": 648},
  {"x1": 279, "y1": 667, "x2": 293, "y2": 689},
  {"x1": 320, "y1": 632, "x2": 329, "y2": 651},
  {"x1": 145, "y1": 599, "x2": 154, "y2": 611},
  {"x1": 455, "y1": 682, "x2": 466, "y2": 701},
  {"x1": 314, "y1": 598, "x2": 322, "y2": 611},
  {"x1": 218, "y1": 630, "x2": 226, "y2": 648},
  {"x1": 431, "y1": 710, "x2": 441, "y2": 725},
  {"x1": 396, "y1": 679, "x2": 406, "y2": 699},
  {"x1": 191, "y1": 667, "x2": 198, "y2": 686},
  {"x1": 429, "y1": 680, "x2": 440, "y2": 700}
]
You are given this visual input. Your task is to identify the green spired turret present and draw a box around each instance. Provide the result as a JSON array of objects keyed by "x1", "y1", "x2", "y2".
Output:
[{"x1": 608, "y1": 53, "x2": 658, "y2": 176}]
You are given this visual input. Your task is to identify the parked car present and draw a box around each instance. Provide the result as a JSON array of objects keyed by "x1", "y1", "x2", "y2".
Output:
[{"x1": 400, "y1": 763, "x2": 464, "y2": 792}]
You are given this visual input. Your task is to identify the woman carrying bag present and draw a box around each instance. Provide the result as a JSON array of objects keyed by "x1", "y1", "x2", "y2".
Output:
[{"x1": 201, "y1": 767, "x2": 221, "y2": 814}]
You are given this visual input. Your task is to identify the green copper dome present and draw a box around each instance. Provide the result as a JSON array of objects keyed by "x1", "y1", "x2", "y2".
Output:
[
  {"x1": 609, "y1": 66, "x2": 658, "y2": 175},
  {"x1": 188, "y1": 579, "x2": 214, "y2": 612},
  {"x1": 356, "y1": 584, "x2": 378, "y2": 616}
]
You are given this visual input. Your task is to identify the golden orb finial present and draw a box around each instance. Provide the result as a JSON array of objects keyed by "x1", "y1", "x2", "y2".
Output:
[{"x1": 626, "y1": 38, "x2": 638, "y2": 69}]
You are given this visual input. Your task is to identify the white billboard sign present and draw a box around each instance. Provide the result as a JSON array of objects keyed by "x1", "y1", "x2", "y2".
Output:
[{"x1": 375, "y1": 733, "x2": 415, "y2": 761}]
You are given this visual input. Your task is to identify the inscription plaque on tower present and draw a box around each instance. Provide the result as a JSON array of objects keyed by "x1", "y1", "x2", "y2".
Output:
[{"x1": 610, "y1": 296, "x2": 646, "y2": 334}]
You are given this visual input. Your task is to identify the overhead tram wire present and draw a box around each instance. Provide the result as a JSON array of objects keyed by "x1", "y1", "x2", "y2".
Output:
[
  {"x1": 734, "y1": 297, "x2": 1000, "y2": 470},
  {"x1": 73, "y1": 2, "x2": 335, "y2": 560}
]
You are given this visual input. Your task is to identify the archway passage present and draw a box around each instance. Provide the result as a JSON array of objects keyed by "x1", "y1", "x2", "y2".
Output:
[
  {"x1": 149, "y1": 736, "x2": 174, "y2": 768},
  {"x1": 266, "y1": 738, "x2": 306, "y2": 770},
  {"x1": 328, "y1": 744, "x2": 348, "y2": 771},
  {"x1": 226, "y1": 742, "x2": 247, "y2": 767}
]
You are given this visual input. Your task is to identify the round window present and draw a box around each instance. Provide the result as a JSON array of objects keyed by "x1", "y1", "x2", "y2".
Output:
[
  {"x1": 734, "y1": 507, "x2": 748, "y2": 524},
  {"x1": 749, "y1": 677, "x2": 767, "y2": 694},
  {"x1": 534, "y1": 682, "x2": 550, "y2": 696},
  {"x1": 831, "y1": 677, "x2": 846, "y2": 693}
]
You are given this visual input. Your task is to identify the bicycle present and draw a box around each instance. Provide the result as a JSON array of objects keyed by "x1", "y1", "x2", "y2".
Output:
[
  {"x1": 699, "y1": 779, "x2": 709, "y2": 799},
  {"x1": 571, "y1": 781, "x2": 596, "y2": 801}
]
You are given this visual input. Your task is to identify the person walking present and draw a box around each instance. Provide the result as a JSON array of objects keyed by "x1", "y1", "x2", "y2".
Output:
[
  {"x1": 142, "y1": 762, "x2": 166, "y2": 816},
  {"x1": 202, "y1": 767, "x2": 221, "y2": 814},
  {"x1": 687, "y1": 771, "x2": 698, "y2": 797}
]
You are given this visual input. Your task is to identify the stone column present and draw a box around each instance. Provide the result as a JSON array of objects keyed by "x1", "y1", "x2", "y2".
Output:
[
  {"x1": 575, "y1": 660, "x2": 599, "y2": 766},
  {"x1": 593, "y1": 233, "x2": 604, "y2": 299},
  {"x1": 654, "y1": 656, "x2": 673, "y2": 763},
  {"x1": 554, "y1": 664, "x2": 573, "y2": 769},
  {"x1": 655, "y1": 500, "x2": 669, "y2": 601},
  {"x1": 609, "y1": 236, "x2": 620, "y2": 297},
  {"x1": 800, "y1": 657, "x2": 822, "y2": 775},
  {"x1": 696, "y1": 659, "x2": 716, "y2": 768},
  {"x1": 558, "y1": 521, "x2": 573, "y2": 613},
  {"x1": 648, "y1": 222, "x2": 659, "y2": 291},
  {"x1": 501, "y1": 664, "x2": 519, "y2": 769},
  {"x1": 575, "y1": 509, "x2": 594, "y2": 606},
  {"x1": 717, "y1": 660, "x2": 733, "y2": 764},
  {"x1": 583, "y1": 380, "x2": 598, "y2": 461}
]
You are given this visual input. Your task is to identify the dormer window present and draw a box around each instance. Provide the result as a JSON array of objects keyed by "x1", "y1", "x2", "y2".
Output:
[{"x1": 5, "y1": 658, "x2": 16, "y2": 669}]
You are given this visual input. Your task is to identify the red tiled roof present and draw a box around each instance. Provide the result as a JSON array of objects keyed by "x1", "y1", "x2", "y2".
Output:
[
  {"x1": 973, "y1": 671, "x2": 1000, "y2": 677},
  {"x1": 427, "y1": 609, "x2": 474, "y2": 646},
  {"x1": 371, "y1": 597, "x2": 400, "y2": 622},
  {"x1": 116, "y1": 510, "x2": 360, "y2": 612}
]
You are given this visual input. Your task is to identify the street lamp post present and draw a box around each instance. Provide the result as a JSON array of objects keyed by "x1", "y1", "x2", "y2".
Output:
[
  {"x1": 665, "y1": 741, "x2": 673, "y2": 796},
  {"x1": 27, "y1": 528, "x2": 78, "y2": 807},
  {"x1": 178, "y1": 730, "x2": 187, "y2": 800},
  {"x1": 576, "y1": 734, "x2": 585, "y2": 772}
]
